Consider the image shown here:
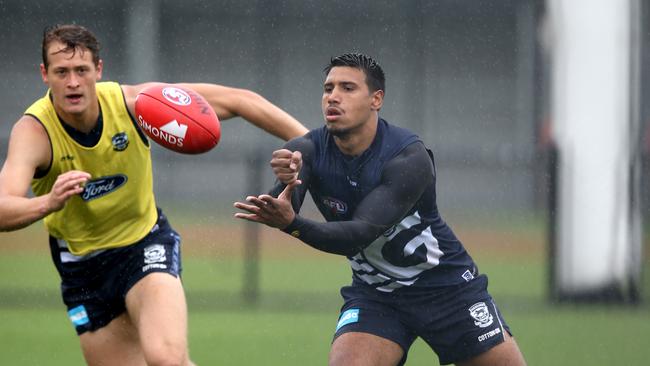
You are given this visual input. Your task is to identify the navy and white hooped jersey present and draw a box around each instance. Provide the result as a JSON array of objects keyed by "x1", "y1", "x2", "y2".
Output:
[{"x1": 307, "y1": 118, "x2": 477, "y2": 292}]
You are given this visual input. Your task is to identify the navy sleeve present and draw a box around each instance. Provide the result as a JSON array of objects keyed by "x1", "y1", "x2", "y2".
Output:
[{"x1": 282, "y1": 142, "x2": 434, "y2": 256}]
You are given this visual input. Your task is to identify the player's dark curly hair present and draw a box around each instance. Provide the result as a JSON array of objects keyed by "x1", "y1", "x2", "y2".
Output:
[
  {"x1": 42, "y1": 24, "x2": 101, "y2": 69},
  {"x1": 324, "y1": 53, "x2": 385, "y2": 94}
]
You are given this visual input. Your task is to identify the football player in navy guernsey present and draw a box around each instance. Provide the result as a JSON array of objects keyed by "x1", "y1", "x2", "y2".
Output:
[
  {"x1": 234, "y1": 53, "x2": 526, "y2": 366},
  {"x1": 0, "y1": 24, "x2": 308, "y2": 366}
]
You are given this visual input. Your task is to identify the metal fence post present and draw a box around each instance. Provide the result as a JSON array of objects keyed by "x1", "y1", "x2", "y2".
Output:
[{"x1": 242, "y1": 149, "x2": 263, "y2": 305}]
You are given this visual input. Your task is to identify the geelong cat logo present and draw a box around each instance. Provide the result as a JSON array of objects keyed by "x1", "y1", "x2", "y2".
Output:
[
  {"x1": 469, "y1": 302, "x2": 494, "y2": 328},
  {"x1": 144, "y1": 244, "x2": 166, "y2": 264},
  {"x1": 81, "y1": 175, "x2": 127, "y2": 201},
  {"x1": 112, "y1": 132, "x2": 129, "y2": 151},
  {"x1": 142, "y1": 244, "x2": 168, "y2": 272}
]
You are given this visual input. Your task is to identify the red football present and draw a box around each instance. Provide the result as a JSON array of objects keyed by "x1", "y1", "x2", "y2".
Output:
[{"x1": 135, "y1": 84, "x2": 221, "y2": 154}]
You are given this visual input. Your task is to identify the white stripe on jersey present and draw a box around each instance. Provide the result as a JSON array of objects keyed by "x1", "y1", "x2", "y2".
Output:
[
  {"x1": 58, "y1": 238, "x2": 106, "y2": 263},
  {"x1": 350, "y1": 258, "x2": 379, "y2": 274},
  {"x1": 349, "y1": 211, "x2": 443, "y2": 291}
]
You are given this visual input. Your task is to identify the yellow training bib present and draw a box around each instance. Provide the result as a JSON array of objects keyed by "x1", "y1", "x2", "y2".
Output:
[{"x1": 28, "y1": 82, "x2": 157, "y2": 255}]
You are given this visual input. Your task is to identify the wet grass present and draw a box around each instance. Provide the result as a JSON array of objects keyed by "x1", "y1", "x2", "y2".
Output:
[{"x1": 0, "y1": 251, "x2": 648, "y2": 365}]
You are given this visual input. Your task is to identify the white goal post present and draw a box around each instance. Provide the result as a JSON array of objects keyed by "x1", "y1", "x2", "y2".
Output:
[{"x1": 545, "y1": 0, "x2": 643, "y2": 302}]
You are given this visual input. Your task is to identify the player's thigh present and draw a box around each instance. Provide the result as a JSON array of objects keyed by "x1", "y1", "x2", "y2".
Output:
[
  {"x1": 331, "y1": 286, "x2": 415, "y2": 366},
  {"x1": 455, "y1": 331, "x2": 526, "y2": 366},
  {"x1": 125, "y1": 272, "x2": 190, "y2": 363},
  {"x1": 79, "y1": 312, "x2": 146, "y2": 366},
  {"x1": 330, "y1": 332, "x2": 404, "y2": 366},
  {"x1": 416, "y1": 275, "x2": 522, "y2": 365}
]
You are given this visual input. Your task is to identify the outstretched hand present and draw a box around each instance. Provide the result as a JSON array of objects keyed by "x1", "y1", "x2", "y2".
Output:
[
  {"x1": 270, "y1": 149, "x2": 302, "y2": 184},
  {"x1": 233, "y1": 180, "x2": 301, "y2": 229}
]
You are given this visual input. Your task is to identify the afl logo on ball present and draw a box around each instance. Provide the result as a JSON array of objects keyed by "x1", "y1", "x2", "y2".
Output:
[{"x1": 162, "y1": 87, "x2": 192, "y2": 106}]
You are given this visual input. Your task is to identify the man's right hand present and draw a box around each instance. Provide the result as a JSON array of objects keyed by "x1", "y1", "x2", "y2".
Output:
[
  {"x1": 233, "y1": 180, "x2": 300, "y2": 229},
  {"x1": 270, "y1": 149, "x2": 302, "y2": 184},
  {"x1": 46, "y1": 170, "x2": 91, "y2": 213}
]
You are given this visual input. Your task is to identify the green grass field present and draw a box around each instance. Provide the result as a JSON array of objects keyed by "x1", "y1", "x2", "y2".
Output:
[{"x1": 1, "y1": 217, "x2": 649, "y2": 365}]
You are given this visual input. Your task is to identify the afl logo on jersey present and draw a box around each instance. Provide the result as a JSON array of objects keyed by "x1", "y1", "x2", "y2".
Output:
[
  {"x1": 81, "y1": 175, "x2": 128, "y2": 201},
  {"x1": 162, "y1": 87, "x2": 192, "y2": 106},
  {"x1": 112, "y1": 132, "x2": 129, "y2": 151},
  {"x1": 322, "y1": 197, "x2": 347, "y2": 215}
]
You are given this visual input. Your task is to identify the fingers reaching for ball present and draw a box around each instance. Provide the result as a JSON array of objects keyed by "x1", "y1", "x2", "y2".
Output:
[{"x1": 233, "y1": 181, "x2": 299, "y2": 229}]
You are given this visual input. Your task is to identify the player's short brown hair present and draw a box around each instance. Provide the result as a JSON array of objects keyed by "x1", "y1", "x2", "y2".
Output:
[{"x1": 42, "y1": 24, "x2": 101, "y2": 69}]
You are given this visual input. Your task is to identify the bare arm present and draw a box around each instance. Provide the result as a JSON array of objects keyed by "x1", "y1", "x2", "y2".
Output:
[
  {"x1": 0, "y1": 116, "x2": 90, "y2": 231},
  {"x1": 121, "y1": 82, "x2": 309, "y2": 141}
]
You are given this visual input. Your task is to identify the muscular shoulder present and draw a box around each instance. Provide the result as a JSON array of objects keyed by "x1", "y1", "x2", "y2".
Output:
[
  {"x1": 382, "y1": 142, "x2": 434, "y2": 184},
  {"x1": 8, "y1": 115, "x2": 51, "y2": 172},
  {"x1": 120, "y1": 83, "x2": 140, "y2": 115},
  {"x1": 12, "y1": 115, "x2": 49, "y2": 143}
]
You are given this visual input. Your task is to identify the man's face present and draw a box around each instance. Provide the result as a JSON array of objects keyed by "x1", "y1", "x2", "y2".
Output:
[
  {"x1": 321, "y1": 66, "x2": 383, "y2": 137},
  {"x1": 40, "y1": 41, "x2": 103, "y2": 120}
]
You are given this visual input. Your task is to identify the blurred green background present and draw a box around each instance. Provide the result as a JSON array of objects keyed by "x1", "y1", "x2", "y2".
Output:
[
  {"x1": 1, "y1": 1, "x2": 650, "y2": 365},
  {"x1": 1, "y1": 213, "x2": 648, "y2": 365}
]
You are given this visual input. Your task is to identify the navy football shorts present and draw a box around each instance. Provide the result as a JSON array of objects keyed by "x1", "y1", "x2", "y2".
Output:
[
  {"x1": 333, "y1": 274, "x2": 511, "y2": 365},
  {"x1": 49, "y1": 210, "x2": 182, "y2": 335}
]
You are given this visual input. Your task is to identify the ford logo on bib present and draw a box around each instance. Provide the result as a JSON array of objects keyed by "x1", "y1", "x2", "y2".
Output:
[{"x1": 81, "y1": 175, "x2": 128, "y2": 201}]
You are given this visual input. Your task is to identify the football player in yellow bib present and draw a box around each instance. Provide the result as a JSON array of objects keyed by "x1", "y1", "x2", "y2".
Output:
[{"x1": 0, "y1": 24, "x2": 308, "y2": 366}]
